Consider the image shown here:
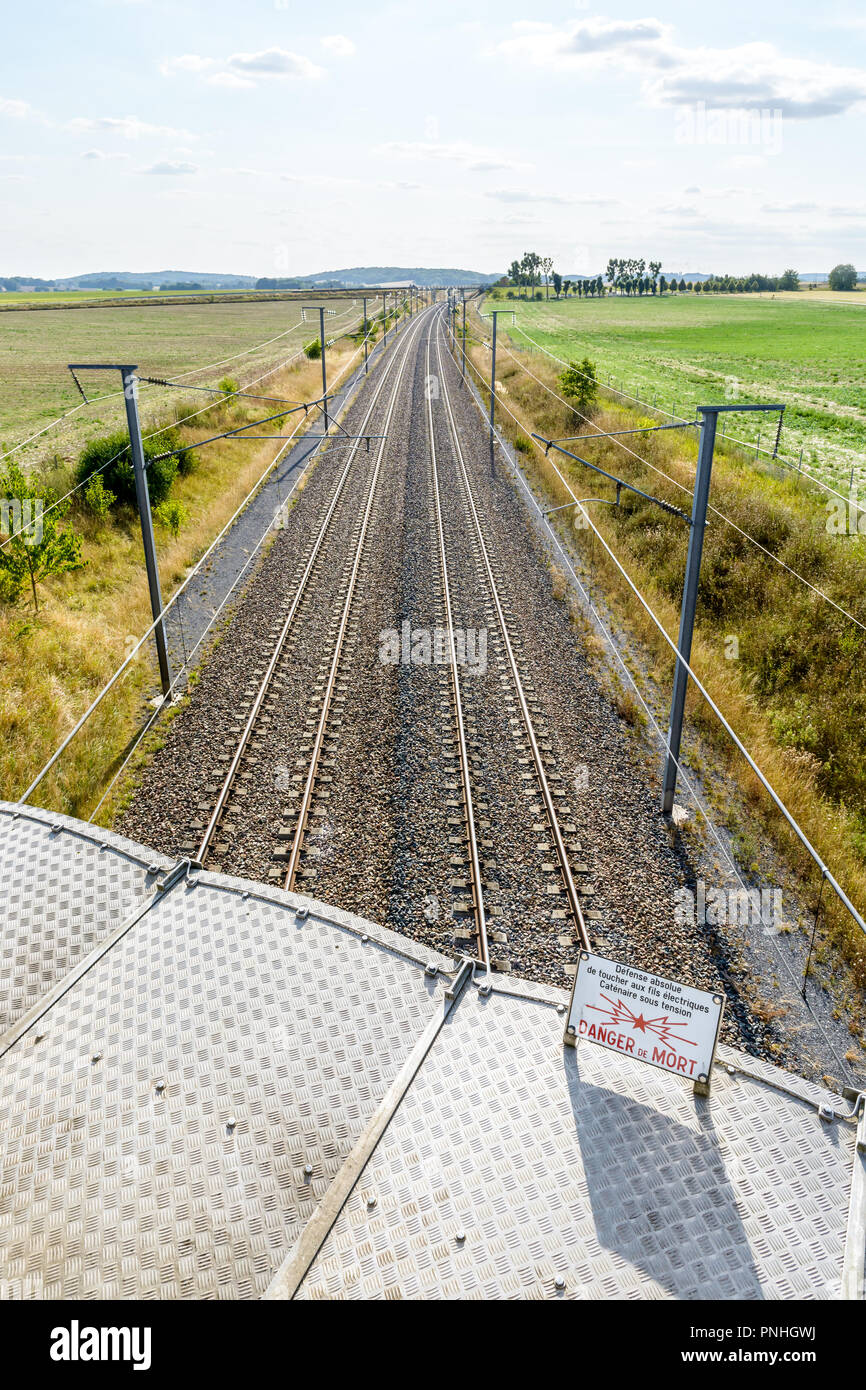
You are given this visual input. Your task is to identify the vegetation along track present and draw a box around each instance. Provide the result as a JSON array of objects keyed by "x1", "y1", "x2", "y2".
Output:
[{"x1": 119, "y1": 301, "x2": 805, "y2": 1067}]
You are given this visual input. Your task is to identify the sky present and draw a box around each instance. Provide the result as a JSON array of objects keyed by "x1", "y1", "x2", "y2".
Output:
[{"x1": 1, "y1": 0, "x2": 865, "y2": 278}]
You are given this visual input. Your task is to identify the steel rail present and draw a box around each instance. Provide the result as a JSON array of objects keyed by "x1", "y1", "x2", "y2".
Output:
[
  {"x1": 424, "y1": 331, "x2": 490, "y2": 972},
  {"x1": 197, "y1": 306, "x2": 433, "y2": 865},
  {"x1": 434, "y1": 313, "x2": 590, "y2": 951},
  {"x1": 281, "y1": 309, "x2": 430, "y2": 889}
]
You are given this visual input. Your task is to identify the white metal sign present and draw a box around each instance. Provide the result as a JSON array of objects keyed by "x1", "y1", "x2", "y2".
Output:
[{"x1": 566, "y1": 951, "x2": 724, "y2": 1088}]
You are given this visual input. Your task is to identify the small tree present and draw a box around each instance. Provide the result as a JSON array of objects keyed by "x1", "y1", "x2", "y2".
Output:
[
  {"x1": 828, "y1": 263, "x2": 857, "y2": 291},
  {"x1": 304, "y1": 338, "x2": 322, "y2": 359},
  {"x1": 0, "y1": 460, "x2": 84, "y2": 611},
  {"x1": 84, "y1": 473, "x2": 115, "y2": 520},
  {"x1": 154, "y1": 499, "x2": 188, "y2": 539},
  {"x1": 552, "y1": 271, "x2": 562, "y2": 297},
  {"x1": 779, "y1": 268, "x2": 799, "y2": 291},
  {"x1": 558, "y1": 358, "x2": 599, "y2": 422}
]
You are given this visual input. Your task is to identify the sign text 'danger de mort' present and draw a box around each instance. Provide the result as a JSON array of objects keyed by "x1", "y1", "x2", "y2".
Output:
[{"x1": 566, "y1": 952, "x2": 724, "y2": 1087}]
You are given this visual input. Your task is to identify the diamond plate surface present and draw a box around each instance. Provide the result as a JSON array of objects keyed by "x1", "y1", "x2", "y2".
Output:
[
  {"x1": 297, "y1": 986, "x2": 855, "y2": 1301},
  {"x1": 0, "y1": 874, "x2": 445, "y2": 1300},
  {"x1": 0, "y1": 804, "x2": 172, "y2": 1035}
]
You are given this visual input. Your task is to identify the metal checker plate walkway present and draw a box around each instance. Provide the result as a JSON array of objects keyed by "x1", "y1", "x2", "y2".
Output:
[
  {"x1": 0, "y1": 802, "x2": 862, "y2": 1300},
  {"x1": 296, "y1": 986, "x2": 857, "y2": 1301},
  {"x1": 0, "y1": 803, "x2": 452, "y2": 1300},
  {"x1": 0, "y1": 804, "x2": 173, "y2": 1036}
]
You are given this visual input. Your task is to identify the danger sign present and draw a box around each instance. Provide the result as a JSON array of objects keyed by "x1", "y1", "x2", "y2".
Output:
[{"x1": 566, "y1": 951, "x2": 724, "y2": 1088}]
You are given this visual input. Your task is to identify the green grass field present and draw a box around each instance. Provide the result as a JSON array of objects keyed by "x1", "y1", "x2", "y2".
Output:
[
  {"x1": 0, "y1": 288, "x2": 213, "y2": 305},
  {"x1": 0, "y1": 295, "x2": 363, "y2": 466},
  {"x1": 484, "y1": 291, "x2": 866, "y2": 493}
]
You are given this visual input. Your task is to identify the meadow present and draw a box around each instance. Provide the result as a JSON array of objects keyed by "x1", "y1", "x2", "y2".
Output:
[
  {"x1": 0, "y1": 294, "x2": 364, "y2": 464},
  {"x1": 0, "y1": 293, "x2": 400, "y2": 817},
  {"x1": 462, "y1": 297, "x2": 866, "y2": 995},
  {"x1": 484, "y1": 290, "x2": 866, "y2": 494}
]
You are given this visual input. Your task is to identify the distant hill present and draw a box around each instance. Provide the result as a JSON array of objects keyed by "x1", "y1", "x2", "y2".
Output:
[
  {"x1": 56, "y1": 270, "x2": 257, "y2": 290},
  {"x1": 257, "y1": 266, "x2": 501, "y2": 289},
  {"x1": 0, "y1": 266, "x2": 499, "y2": 293}
]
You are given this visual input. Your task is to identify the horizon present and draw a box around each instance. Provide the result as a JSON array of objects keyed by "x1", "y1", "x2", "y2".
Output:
[{"x1": 1, "y1": 264, "x2": 859, "y2": 286}]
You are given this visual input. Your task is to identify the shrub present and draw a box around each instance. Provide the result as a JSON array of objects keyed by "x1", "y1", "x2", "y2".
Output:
[
  {"x1": 217, "y1": 376, "x2": 239, "y2": 396},
  {"x1": 154, "y1": 499, "x2": 188, "y2": 538},
  {"x1": 558, "y1": 357, "x2": 599, "y2": 422},
  {"x1": 75, "y1": 428, "x2": 189, "y2": 510},
  {"x1": 0, "y1": 459, "x2": 84, "y2": 611},
  {"x1": 828, "y1": 263, "x2": 857, "y2": 292},
  {"x1": 84, "y1": 473, "x2": 116, "y2": 520},
  {"x1": 304, "y1": 339, "x2": 322, "y2": 360},
  {"x1": 514, "y1": 435, "x2": 532, "y2": 455}
]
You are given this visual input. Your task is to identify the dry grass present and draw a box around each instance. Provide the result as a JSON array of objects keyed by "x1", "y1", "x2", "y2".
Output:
[
  {"x1": 0, "y1": 337, "x2": 365, "y2": 818},
  {"x1": 463, "y1": 308, "x2": 866, "y2": 986}
]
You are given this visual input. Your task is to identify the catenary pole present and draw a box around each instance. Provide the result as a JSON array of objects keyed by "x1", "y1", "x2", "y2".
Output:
[
  {"x1": 319, "y1": 307, "x2": 328, "y2": 433},
  {"x1": 122, "y1": 367, "x2": 172, "y2": 696},
  {"x1": 363, "y1": 296, "x2": 368, "y2": 374},
  {"x1": 661, "y1": 408, "x2": 716, "y2": 813}
]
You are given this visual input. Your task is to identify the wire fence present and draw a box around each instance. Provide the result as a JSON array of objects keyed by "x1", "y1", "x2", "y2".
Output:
[
  {"x1": 448, "y1": 310, "x2": 866, "y2": 950},
  {"x1": 508, "y1": 320, "x2": 856, "y2": 506},
  {"x1": 443, "y1": 309, "x2": 864, "y2": 1084},
  {"x1": 467, "y1": 309, "x2": 866, "y2": 635},
  {"x1": 0, "y1": 300, "x2": 373, "y2": 550},
  {"x1": 14, "y1": 298, "x2": 407, "y2": 812}
]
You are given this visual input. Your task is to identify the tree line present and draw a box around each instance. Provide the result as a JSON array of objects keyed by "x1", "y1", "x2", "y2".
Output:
[{"x1": 499, "y1": 252, "x2": 862, "y2": 298}]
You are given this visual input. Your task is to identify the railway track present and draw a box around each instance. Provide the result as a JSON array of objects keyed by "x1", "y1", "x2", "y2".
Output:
[
  {"x1": 194, "y1": 305, "x2": 432, "y2": 874},
  {"x1": 428, "y1": 311, "x2": 590, "y2": 966},
  {"x1": 119, "y1": 296, "x2": 830, "y2": 1065},
  {"x1": 190, "y1": 299, "x2": 590, "y2": 974}
]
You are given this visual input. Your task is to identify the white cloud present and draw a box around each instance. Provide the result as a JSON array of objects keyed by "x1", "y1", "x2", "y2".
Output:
[
  {"x1": 761, "y1": 200, "x2": 818, "y2": 213},
  {"x1": 485, "y1": 188, "x2": 618, "y2": 206},
  {"x1": 485, "y1": 188, "x2": 572, "y2": 205},
  {"x1": 491, "y1": 19, "x2": 866, "y2": 119},
  {"x1": 81, "y1": 148, "x2": 129, "y2": 161},
  {"x1": 139, "y1": 160, "x2": 198, "y2": 175},
  {"x1": 161, "y1": 48, "x2": 323, "y2": 87},
  {"x1": 492, "y1": 16, "x2": 673, "y2": 69},
  {"x1": 227, "y1": 49, "x2": 323, "y2": 79},
  {"x1": 0, "y1": 97, "x2": 33, "y2": 119},
  {"x1": 69, "y1": 116, "x2": 195, "y2": 140},
  {"x1": 160, "y1": 54, "x2": 214, "y2": 77},
  {"x1": 376, "y1": 140, "x2": 529, "y2": 173},
  {"x1": 207, "y1": 72, "x2": 255, "y2": 90},
  {"x1": 761, "y1": 199, "x2": 866, "y2": 220},
  {"x1": 321, "y1": 35, "x2": 355, "y2": 58}
]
